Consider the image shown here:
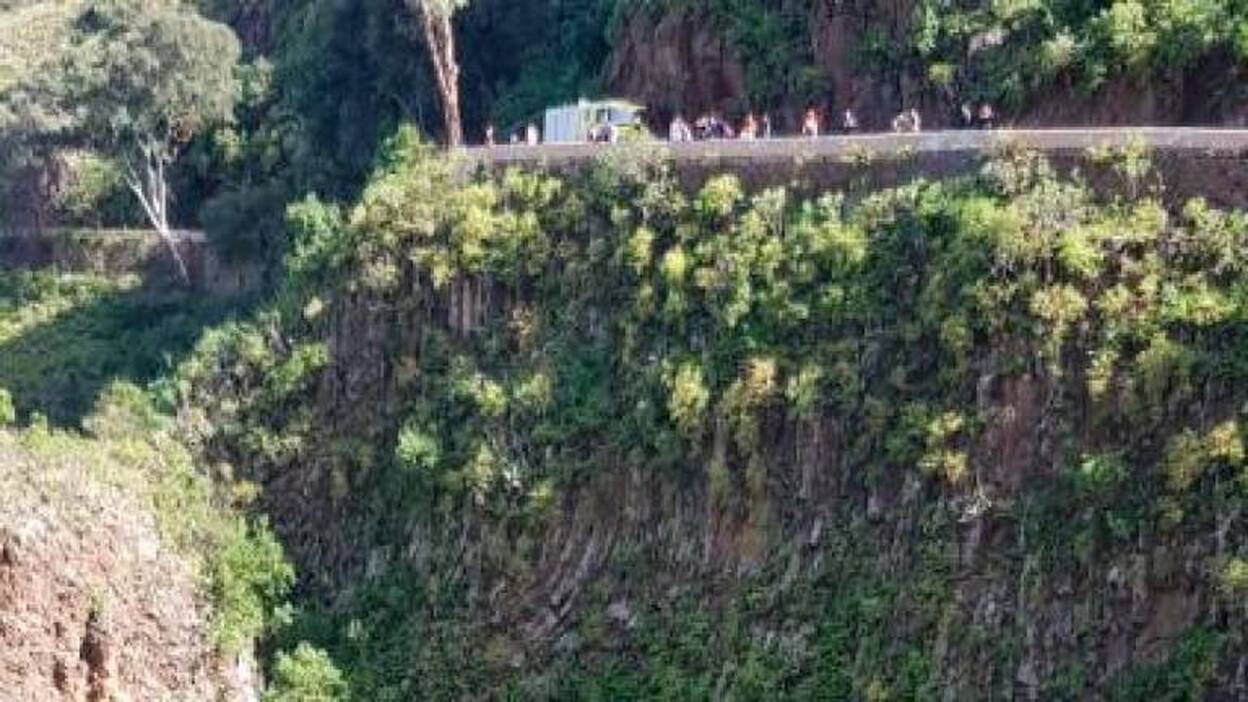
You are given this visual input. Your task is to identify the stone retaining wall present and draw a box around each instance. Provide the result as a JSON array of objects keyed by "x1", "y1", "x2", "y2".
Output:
[
  {"x1": 7, "y1": 129, "x2": 1246, "y2": 292},
  {"x1": 463, "y1": 127, "x2": 1248, "y2": 208},
  {"x1": 0, "y1": 229, "x2": 263, "y2": 295}
]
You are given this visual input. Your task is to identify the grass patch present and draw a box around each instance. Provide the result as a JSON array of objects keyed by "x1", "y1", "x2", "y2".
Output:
[{"x1": 0, "y1": 270, "x2": 240, "y2": 425}]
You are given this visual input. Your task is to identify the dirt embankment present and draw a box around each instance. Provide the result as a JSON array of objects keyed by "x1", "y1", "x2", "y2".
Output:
[{"x1": 0, "y1": 433, "x2": 239, "y2": 701}]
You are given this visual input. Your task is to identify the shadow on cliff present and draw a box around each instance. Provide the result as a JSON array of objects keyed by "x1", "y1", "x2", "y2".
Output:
[{"x1": 0, "y1": 277, "x2": 249, "y2": 427}]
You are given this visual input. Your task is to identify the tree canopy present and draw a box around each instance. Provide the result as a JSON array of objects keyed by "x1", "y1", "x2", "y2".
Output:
[{"x1": 0, "y1": 0, "x2": 239, "y2": 279}]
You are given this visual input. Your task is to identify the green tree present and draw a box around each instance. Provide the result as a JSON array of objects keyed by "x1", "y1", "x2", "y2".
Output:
[
  {"x1": 67, "y1": 0, "x2": 240, "y2": 281},
  {"x1": 1, "y1": 0, "x2": 240, "y2": 281}
]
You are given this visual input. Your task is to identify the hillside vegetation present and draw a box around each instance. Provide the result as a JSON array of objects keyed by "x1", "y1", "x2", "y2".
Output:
[
  {"x1": 160, "y1": 136, "x2": 1248, "y2": 699},
  {"x1": 0, "y1": 271, "x2": 235, "y2": 425},
  {"x1": 3, "y1": 0, "x2": 1248, "y2": 699},
  {"x1": 0, "y1": 274, "x2": 293, "y2": 700},
  {"x1": 0, "y1": 1, "x2": 78, "y2": 90}
]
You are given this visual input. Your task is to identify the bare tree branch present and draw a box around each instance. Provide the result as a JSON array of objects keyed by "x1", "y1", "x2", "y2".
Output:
[{"x1": 405, "y1": 0, "x2": 465, "y2": 147}]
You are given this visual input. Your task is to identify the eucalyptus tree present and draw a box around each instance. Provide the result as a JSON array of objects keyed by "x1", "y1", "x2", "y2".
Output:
[
  {"x1": 0, "y1": 0, "x2": 240, "y2": 282},
  {"x1": 404, "y1": 0, "x2": 467, "y2": 147}
]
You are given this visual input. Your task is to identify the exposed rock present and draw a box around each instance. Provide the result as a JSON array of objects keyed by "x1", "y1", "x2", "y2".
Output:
[
  {"x1": 606, "y1": 599, "x2": 634, "y2": 628},
  {"x1": 604, "y1": 1, "x2": 1248, "y2": 130},
  {"x1": 605, "y1": 9, "x2": 747, "y2": 124},
  {"x1": 0, "y1": 434, "x2": 235, "y2": 701}
]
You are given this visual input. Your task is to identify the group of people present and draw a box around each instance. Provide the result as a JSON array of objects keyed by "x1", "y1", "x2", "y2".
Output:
[
  {"x1": 668, "y1": 103, "x2": 998, "y2": 142},
  {"x1": 960, "y1": 102, "x2": 997, "y2": 130},
  {"x1": 669, "y1": 112, "x2": 778, "y2": 141},
  {"x1": 484, "y1": 122, "x2": 541, "y2": 147},
  {"x1": 666, "y1": 107, "x2": 868, "y2": 141},
  {"x1": 800, "y1": 107, "x2": 859, "y2": 137},
  {"x1": 483, "y1": 101, "x2": 1000, "y2": 147}
]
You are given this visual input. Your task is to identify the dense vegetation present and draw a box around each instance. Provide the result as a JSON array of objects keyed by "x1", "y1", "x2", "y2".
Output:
[
  {"x1": 8, "y1": 0, "x2": 1247, "y2": 251},
  {"x1": 3, "y1": 0, "x2": 1248, "y2": 699},
  {"x1": 0, "y1": 272, "x2": 293, "y2": 670},
  {"x1": 619, "y1": 0, "x2": 1248, "y2": 110},
  {"x1": 145, "y1": 135, "x2": 1244, "y2": 698},
  {"x1": 0, "y1": 270, "x2": 238, "y2": 425},
  {"x1": 907, "y1": 0, "x2": 1248, "y2": 108}
]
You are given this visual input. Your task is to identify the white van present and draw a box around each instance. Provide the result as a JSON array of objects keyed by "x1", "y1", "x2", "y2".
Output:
[{"x1": 542, "y1": 98, "x2": 647, "y2": 144}]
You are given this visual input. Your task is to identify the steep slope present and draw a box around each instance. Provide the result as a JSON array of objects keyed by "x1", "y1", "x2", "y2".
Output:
[
  {"x1": 178, "y1": 139, "x2": 1248, "y2": 699},
  {"x1": 0, "y1": 427, "x2": 225, "y2": 700},
  {"x1": 0, "y1": 271, "x2": 296, "y2": 701},
  {"x1": 605, "y1": 0, "x2": 1248, "y2": 130}
]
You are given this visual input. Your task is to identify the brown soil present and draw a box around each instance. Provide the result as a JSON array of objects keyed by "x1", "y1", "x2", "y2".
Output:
[{"x1": 0, "y1": 434, "x2": 226, "y2": 701}]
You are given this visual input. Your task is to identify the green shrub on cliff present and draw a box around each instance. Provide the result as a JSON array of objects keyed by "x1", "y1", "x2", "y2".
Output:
[
  {"x1": 169, "y1": 140, "x2": 1248, "y2": 698},
  {"x1": 209, "y1": 517, "x2": 295, "y2": 652},
  {"x1": 264, "y1": 643, "x2": 349, "y2": 702}
]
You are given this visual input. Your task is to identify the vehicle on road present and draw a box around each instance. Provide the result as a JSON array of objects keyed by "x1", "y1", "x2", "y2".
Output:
[{"x1": 543, "y1": 98, "x2": 650, "y2": 144}]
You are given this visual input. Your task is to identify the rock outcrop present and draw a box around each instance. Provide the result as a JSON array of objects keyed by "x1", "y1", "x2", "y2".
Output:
[{"x1": 0, "y1": 433, "x2": 237, "y2": 701}]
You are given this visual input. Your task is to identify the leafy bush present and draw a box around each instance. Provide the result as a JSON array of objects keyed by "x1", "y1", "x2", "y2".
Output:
[
  {"x1": 666, "y1": 361, "x2": 710, "y2": 437},
  {"x1": 265, "y1": 643, "x2": 349, "y2": 702},
  {"x1": 201, "y1": 182, "x2": 291, "y2": 263},
  {"x1": 1162, "y1": 422, "x2": 1244, "y2": 493},
  {"x1": 1219, "y1": 558, "x2": 1248, "y2": 598},
  {"x1": 281, "y1": 196, "x2": 347, "y2": 295},
  {"x1": 395, "y1": 423, "x2": 441, "y2": 473},
  {"x1": 209, "y1": 518, "x2": 296, "y2": 652},
  {"x1": 50, "y1": 152, "x2": 144, "y2": 228}
]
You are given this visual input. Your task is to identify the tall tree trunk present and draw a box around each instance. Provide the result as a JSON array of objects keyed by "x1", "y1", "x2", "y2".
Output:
[
  {"x1": 411, "y1": 2, "x2": 463, "y2": 147},
  {"x1": 125, "y1": 146, "x2": 191, "y2": 285}
]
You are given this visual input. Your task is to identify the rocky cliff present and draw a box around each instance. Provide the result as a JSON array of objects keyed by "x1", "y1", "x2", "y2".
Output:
[
  {"x1": 605, "y1": 0, "x2": 1248, "y2": 132},
  {"x1": 179, "y1": 140, "x2": 1248, "y2": 698},
  {"x1": 0, "y1": 427, "x2": 250, "y2": 701}
]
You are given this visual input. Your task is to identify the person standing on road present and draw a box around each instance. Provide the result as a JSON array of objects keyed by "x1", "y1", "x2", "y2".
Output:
[
  {"x1": 977, "y1": 103, "x2": 996, "y2": 130},
  {"x1": 892, "y1": 109, "x2": 921, "y2": 133},
  {"x1": 485, "y1": 124, "x2": 495, "y2": 147},
  {"x1": 740, "y1": 112, "x2": 758, "y2": 140},
  {"x1": 525, "y1": 122, "x2": 540, "y2": 145},
  {"x1": 841, "y1": 108, "x2": 859, "y2": 134},
  {"x1": 694, "y1": 115, "x2": 710, "y2": 140},
  {"x1": 669, "y1": 114, "x2": 692, "y2": 142},
  {"x1": 802, "y1": 108, "x2": 820, "y2": 137},
  {"x1": 762, "y1": 113, "x2": 773, "y2": 139}
]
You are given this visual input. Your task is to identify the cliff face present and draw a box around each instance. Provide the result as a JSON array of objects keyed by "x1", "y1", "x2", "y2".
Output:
[
  {"x1": 604, "y1": 1, "x2": 1248, "y2": 131},
  {"x1": 183, "y1": 143, "x2": 1248, "y2": 698},
  {"x1": 606, "y1": 9, "x2": 748, "y2": 123},
  {"x1": 267, "y1": 324, "x2": 1243, "y2": 698},
  {"x1": 0, "y1": 430, "x2": 245, "y2": 701}
]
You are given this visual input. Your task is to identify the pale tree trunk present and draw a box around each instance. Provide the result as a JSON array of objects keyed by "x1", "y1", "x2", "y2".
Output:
[
  {"x1": 410, "y1": 2, "x2": 463, "y2": 147},
  {"x1": 124, "y1": 144, "x2": 191, "y2": 285}
]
